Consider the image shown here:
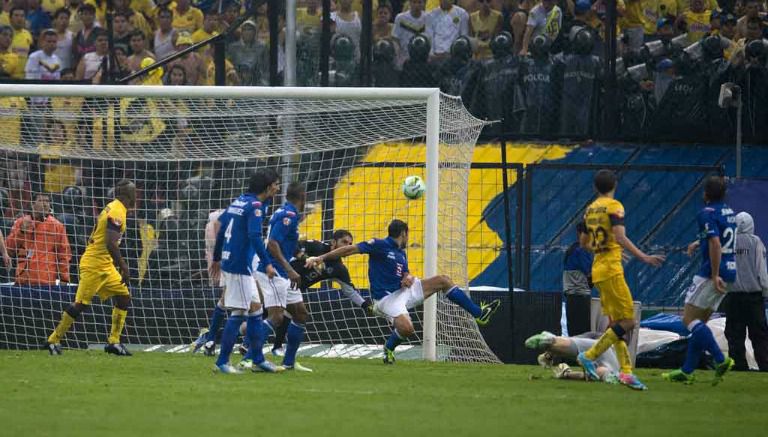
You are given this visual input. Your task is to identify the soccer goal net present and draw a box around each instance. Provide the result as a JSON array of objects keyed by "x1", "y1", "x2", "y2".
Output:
[{"x1": 0, "y1": 84, "x2": 499, "y2": 363}]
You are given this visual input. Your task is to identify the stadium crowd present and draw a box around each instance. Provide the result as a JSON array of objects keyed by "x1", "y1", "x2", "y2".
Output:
[{"x1": 0, "y1": 0, "x2": 765, "y2": 139}]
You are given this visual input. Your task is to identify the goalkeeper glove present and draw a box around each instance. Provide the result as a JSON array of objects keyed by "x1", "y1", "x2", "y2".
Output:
[{"x1": 361, "y1": 298, "x2": 374, "y2": 316}]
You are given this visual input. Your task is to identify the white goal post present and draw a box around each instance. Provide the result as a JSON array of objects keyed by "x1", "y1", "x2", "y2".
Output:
[{"x1": 0, "y1": 84, "x2": 496, "y2": 363}]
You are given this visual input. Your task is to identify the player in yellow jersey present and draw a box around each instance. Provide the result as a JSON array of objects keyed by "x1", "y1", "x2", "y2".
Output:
[
  {"x1": 46, "y1": 180, "x2": 137, "y2": 356},
  {"x1": 577, "y1": 170, "x2": 665, "y2": 390}
]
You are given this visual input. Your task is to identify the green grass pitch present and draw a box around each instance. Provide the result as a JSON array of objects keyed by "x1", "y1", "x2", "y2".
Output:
[{"x1": 1, "y1": 351, "x2": 766, "y2": 436}]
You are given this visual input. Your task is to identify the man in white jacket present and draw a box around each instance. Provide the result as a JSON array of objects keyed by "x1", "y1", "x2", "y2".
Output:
[{"x1": 725, "y1": 212, "x2": 768, "y2": 371}]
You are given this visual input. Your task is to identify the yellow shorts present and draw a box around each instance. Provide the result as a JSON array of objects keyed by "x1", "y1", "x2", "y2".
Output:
[
  {"x1": 595, "y1": 275, "x2": 634, "y2": 321},
  {"x1": 74, "y1": 268, "x2": 130, "y2": 305}
]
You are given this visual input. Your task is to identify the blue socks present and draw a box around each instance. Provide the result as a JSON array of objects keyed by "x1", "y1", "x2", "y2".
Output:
[
  {"x1": 216, "y1": 314, "x2": 245, "y2": 367},
  {"x1": 446, "y1": 286, "x2": 482, "y2": 318},
  {"x1": 682, "y1": 320, "x2": 725, "y2": 374},
  {"x1": 205, "y1": 303, "x2": 226, "y2": 342},
  {"x1": 385, "y1": 329, "x2": 405, "y2": 352},
  {"x1": 283, "y1": 321, "x2": 306, "y2": 367},
  {"x1": 243, "y1": 313, "x2": 264, "y2": 363}
]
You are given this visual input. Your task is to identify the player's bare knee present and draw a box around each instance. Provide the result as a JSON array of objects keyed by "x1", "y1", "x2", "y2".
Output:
[
  {"x1": 394, "y1": 318, "x2": 415, "y2": 337},
  {"x1": 290, "y1": 305, "x2": 309, "y2": 324},
  {"x1": 115, "y1": 296, "x2": 130, "y2": 311},
  {"x1": 438, "y1": 275, "x2": 453, "y2": 290},
  {"x1": 269, "y1": 309, "x2": 284, "y2": 327},
  {"x1": 249, "y1": 301, "x2": 262, "y2": 314},
  {"x1": 67, "y1": 304, "x2": 85, "y2": 319}
]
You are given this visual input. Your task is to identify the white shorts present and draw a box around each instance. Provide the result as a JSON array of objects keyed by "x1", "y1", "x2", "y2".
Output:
[
  {"x1": 222, "y1": 272, "x2": 260, "y2": 310},
  {"x1": 571, "y1": 337, "x2": 620, "y2": 376},
  {"x1": 254, "y1": 271, "x2": 303, "y2": 308},
  {"x1": 373, "y1": 279, "x2": 424, "y2": 322},
  {"x1": 685, "y1": 276, "x2": 727, "y2": 311}
]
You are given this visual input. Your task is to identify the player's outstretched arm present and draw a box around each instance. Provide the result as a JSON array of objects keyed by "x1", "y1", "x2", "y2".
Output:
[
  {"x1": 305, "y1": 244, "x2": 360, "y2": 268},
  {"x1": 106, "y1": 228, "x2": 130, "y2": 285},
  {"x1": 613, "y1": 225, "x2": 665, "y2": 267}
]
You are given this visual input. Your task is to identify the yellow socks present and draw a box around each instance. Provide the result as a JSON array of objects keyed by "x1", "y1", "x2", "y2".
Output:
[
  {"x1": 584, "y1": 327, "x2": 620, "y2": 361},
  {"x1": 613, "y1": 340, "x2": 634, "y2": 374},
  {"x1": 48, "y1": 311, "x2": 76, "y2": 344},
  {"x1": 108, "y1": 307, "x2": 128, "y2": 345}
]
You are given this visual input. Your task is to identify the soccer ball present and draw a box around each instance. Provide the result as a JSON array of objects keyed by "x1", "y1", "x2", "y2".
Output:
[{"x1": 402, "y1": 175, "x2": 426, "y2": 200}]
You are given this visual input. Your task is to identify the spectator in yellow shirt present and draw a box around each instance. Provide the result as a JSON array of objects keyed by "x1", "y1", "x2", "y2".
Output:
[
  {"x1": 373, "y1": 2, "x2": 394, "y2": 42},
  {"x1": 297, "y1": 0, "x2": 322, "y2": 34},
  {"x1": 115, "y1": 0, "x2": 153, "y2": 39},
  {"x1": 470, "y1": 0, "x2": 503, "y2": 59},
  {"x1": 0, "y1": 26, "x2": 23, "y2": 79},
  {"x1": 192, "y1": 10, "x2": 219, "y2": 52},
  {"x1": 9, "y1": 6, "x2": 32, "y2": 67},
  {"x1": 677, "y1": 0, "x2": 711, "y2": 42},
  {"x1": 172, "y1": 0, "x2": 204, "y2": 33},
  {"x1": 42, "y1": 0, "x2": 66, "y2": 15},
  {"x1": 622, "y1": 0, "x2": 646, "y2": 48}
]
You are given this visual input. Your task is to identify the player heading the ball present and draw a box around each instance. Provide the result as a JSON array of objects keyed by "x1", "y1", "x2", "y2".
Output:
[{"x1": 305, "y1": 219, "x2": 501, "y2": 364}]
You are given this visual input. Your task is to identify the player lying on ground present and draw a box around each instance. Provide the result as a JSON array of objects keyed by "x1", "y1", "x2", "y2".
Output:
[
  {"x1": 209, "y1": 169, "x2": 282, "y2": 374},
  {"x1": 306, "y1": 219, "x2": 501, "y2": 364},
  {"x1": 663, "y1": 176, "x2": 736, "y2": 385},
  {"x1": 578, "y1": 170, "x2": 665, "y2": 390},
  {"x1": 525, "y1": 331, "x2": 619, "y2": 384},
  {"x1": 268, "y1": 230, "x2": 374, "y2": 356},
  {"x1": 46, "y1": 180, "x2": 137, "y2": 356},
  {"x1": 249, "y1": 182, "x2": 314, "y2": 372}
]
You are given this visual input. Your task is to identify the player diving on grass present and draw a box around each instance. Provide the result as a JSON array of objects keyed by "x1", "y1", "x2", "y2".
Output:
[
  {"x1": 662, "y1": 176, "x2": 736, "y2": 385},
  {"x1": 525, "y1": 331, "x2": 620, "y2": 384},
  {"x1": 305, "y1": 219, "x2": 501, "y2": 364},
  {"x1": 268, "y1": 230, "x2": 374, "y2": 356},
  {"x1": 249, "y1": 182, "x2": 314, "y2": 372},
  {"x1": 46, "y1": 179, "x2": 137, "y2": 356},
  {"x1": 577, "y1": 170, "x2": 665, "y2": 390},
  {"x1": 209, "y1": 169, "x2": 283, "y2": 374}
]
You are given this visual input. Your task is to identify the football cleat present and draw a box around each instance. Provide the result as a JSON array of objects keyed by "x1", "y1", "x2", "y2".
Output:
[
  {"x1": 476, "y1": 299, "x2": 501, "y2": 326},
  {"x1": 537, "y1": 352, "x2": 554, "y2": 369},
  {"x1": 214, "y1": 363, "x2": 243, "y2": 374},
  {"x1": 577, "y1": 352, "x2": 600, "y2": 381},
  {"x1": 553, "y1": 363, "x2": 572, "y2": 379},
  {"x1": 618, "y1": 373, "x2": 648, "y2": 391},
  {"x1": 46, "y1": 342, "x2": 62, "y2": 356},
  {"x1": 271, "y1": 346, "x2": 286, "y2": 357},
  {"x1": 383, "y1": 347, "x2": 396, "y2": 365},
  {"x1": 104, "y1": 343, "x2": 132, "y2": 356},
  {"x1": 712, "y1": 357, "x2": 735, "y2": 386},
  {"x1": 190, "y1": 328, "x2": 209, "y2": 353},
  {"x1": 525, "y1": 331, "x2": 556, "y2": 350},
  {"x1": 252, "y1": 360, "x2": 285, "y2": 373},
  {"x1": 203, "y1": 340, "x2": 216, "y2": 356},
  {"x1": 283, "y1": 362, "x2": 313, "y2": 372},
  {"x1": 662, "y1": 369, "x2": 695, "y2": 385}
]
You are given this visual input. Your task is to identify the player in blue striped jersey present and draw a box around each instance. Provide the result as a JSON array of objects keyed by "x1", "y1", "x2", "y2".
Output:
[
  {"x1": 664, "y1": 176, "x2": 737, "y2": 384},
  {"x1": 305, "y1": 219, "x2": 501, "y2": 364},
  {"x1": 252, "y1": 182, "x2": 312, "y2": 371},
  {"x1": 209, "y1": 169, "x2": 282, "y2": 374}
]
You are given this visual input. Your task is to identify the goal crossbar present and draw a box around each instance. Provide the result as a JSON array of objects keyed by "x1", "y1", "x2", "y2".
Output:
[{"x1": 0, "y1": 84, "x2": 446, "y2": 361}]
